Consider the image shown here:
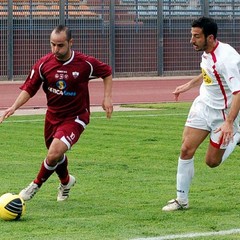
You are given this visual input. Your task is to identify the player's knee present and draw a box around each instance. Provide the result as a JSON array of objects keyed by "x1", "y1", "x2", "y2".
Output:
[
  {"x1": 46, "y1": 157, "x2": 58, "y2": 166},
  {"x1": 46, "y1": 152, "x2": 63, "y2": 166},
  {"x1": 205, "y1": 158, "x2": 221, "y2": 168},
  {"x1": 180, "y1": 145, "x2": 195, "y2": 159}
]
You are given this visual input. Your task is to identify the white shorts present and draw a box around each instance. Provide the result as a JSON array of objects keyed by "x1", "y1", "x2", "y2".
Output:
[{"x1": 185, "y1": 96, "x2": 240, "y2": 149}]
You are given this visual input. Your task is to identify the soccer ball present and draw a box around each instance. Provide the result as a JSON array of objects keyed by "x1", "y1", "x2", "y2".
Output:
[{"x1": 0, "y1": 193, "x2": 26, "y2": 221}]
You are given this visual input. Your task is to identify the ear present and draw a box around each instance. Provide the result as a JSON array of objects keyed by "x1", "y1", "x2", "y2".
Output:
[
  {"x1": 207, "y1": 34, "x2": 215, "y2": 42},
  {"x1": 69, "y1": 38, "x2": 73, "y2": 47}
]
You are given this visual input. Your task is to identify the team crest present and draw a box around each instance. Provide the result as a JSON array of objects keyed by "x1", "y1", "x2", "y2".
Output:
[{"x1": 72, "y1": 71, "x2": 79, "y2": 79}]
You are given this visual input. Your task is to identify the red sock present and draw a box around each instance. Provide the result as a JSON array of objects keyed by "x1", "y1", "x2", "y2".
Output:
[
  {"x1": 34, "y1": 159, "x2": 56, "y2": 186},
  {"x1": 55, "y1": 155, "x2": 69, "y2": 185}
]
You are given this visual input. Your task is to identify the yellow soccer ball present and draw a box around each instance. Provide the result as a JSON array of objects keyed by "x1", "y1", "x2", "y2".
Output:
[{"x1": 0, "y1": 193, "x2": 26, "y2": 221}]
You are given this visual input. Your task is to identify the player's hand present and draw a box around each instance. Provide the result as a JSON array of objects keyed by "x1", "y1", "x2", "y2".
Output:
[
  {"x1": 102, "y1": 97, "x2": 113, "y2": 119},
  {"x1": 215, "y1": 122, "x2": 234, "y2": 146},
  {"x1": 0, "y1": 107, "x2": 15, "y2": 124},
  {"x1": 172, "y1": 85, "x2": 186, "y2": 101},
  {"x1": 173, "y1": 91, "x2": 180, "y2": 101}
]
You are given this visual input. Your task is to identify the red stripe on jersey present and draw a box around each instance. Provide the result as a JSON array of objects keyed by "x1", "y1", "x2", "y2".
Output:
[
  {"x1": 221, "y1": 109, "x2": 226, "y2": 120},
  {"x1": 211, "y1": 48, "x2": 228, "y2": 109}
]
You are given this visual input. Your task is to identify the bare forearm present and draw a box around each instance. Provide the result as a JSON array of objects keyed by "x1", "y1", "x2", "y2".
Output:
[
  {"x1": 102, "y1": 75, "x2": 113, "y2": 118},
  {"x1": 226, "y1": 92, "x2": 240, "y2": 124},
  {"x1": 12, "y1": 90, "x2": 31, "y2": 111},
  {"x1": 184, "y1": 74, "x2": 203, "y2": 90},
  {"x1": 103, "y1": 75, "x2": 113, "y2": 98},
  {"x1": 173, "y1": 73, "x2": 202, "y2": 101},
  {"x1": 191, "y1": 73, "x2": 202, "y2": 86},
  {"x1": 0, "y1": 90, "x2": 31, "y2": 123}
]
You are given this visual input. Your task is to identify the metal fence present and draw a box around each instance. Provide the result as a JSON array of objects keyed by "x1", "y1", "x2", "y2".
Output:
[{"x1": 1, "y1": 0, "x2": 240, "y2": 80}]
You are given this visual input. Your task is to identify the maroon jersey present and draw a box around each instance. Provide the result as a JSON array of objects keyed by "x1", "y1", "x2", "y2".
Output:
[{"x1": 20, "y1": 51, "x2": 112, "y2": 124}]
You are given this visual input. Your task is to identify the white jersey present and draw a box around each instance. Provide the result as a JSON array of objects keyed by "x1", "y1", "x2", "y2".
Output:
[{"x1": 199, "y1": 41, "x2": 240, "y2": 109}]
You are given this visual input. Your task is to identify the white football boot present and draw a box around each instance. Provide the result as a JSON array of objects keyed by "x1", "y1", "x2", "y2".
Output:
[
  {"x1": 57, "y1": 175, "x2": 76, "y2": 202},
  {"x1": 162, "y1": 199, "x2": 189, "y2": 211},
  {"x1": 19, "y1": 182, "x2": 39, "y2": 201}
]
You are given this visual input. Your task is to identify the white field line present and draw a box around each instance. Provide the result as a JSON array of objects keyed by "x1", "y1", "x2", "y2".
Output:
[
  {"x1": 1, "y1": 113, "x2": 185, "y2": 123},
  {"x1": 131, "y1": 228, "x2": 240, "y2": 240}
]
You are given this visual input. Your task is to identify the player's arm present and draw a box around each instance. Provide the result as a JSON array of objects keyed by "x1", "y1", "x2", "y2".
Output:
[
  {"x1": 173, "y1": 73, "x2": 203, "y2": 101},
  {"x1": 0, "y1": 90, "x2": 31, "y2": 123},
  {"x1": 102, "y1": 74, "x2": 113, "y2": 119},
  {"x1": 226, "y1": 92, "x2": 240, "y2": 124},
  {"x1": 217, "y1": 92, "x2": 240, "y2": 145},
  {"x1": 88, "y1": 56, "x2": 113, "y2": 118}
]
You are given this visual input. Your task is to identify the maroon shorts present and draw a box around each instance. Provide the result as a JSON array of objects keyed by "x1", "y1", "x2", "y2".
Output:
[{"x1": 44, "y1": 117, "x2": 86, "y2": 149}]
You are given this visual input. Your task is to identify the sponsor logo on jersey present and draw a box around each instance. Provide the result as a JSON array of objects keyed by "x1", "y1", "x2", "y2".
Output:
[
  {"x1": 57, "y1": 80, "x2": 66, "y2": 90},
  {"x1": 48, "y1": 80, "x2": 76, "y2": 96},
  {"x1": 202, "y1": 68, "x2": 213, "y2": 85}
]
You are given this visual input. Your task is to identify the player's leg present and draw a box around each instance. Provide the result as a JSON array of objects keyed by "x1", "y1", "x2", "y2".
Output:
[
  {"x1": 205, "y1": 132, "x2": 240, "y2": 167},
  {"x1": 221, "y1": 114, "x2": 240, "y2": 162},
  {"x1": 162, "y1": 126, "x2": 209, "y2": 211},
  {"x1": 162, "y1": 97, "x2": 210, "y2": 211},
  {"x1": 55, "y1": 154, "x2": 76, "y2": 202},
  {"x1": 205, "y1": 143, "x2": 224, "y2": 167},
  {"x1": 205, "y1": 109, "x2": 240, "y2": 167},
  {"x1": 19, "y1": 139, "x2": 68, "y2": 201},
  {"x1": 53, "y1": 120, "x2": 85, "y2": 201},
  {"x1": 18, "y1": 114, "x2": 68, "y2": 201},
  {"x1": 178, "y1": 126, "x2": 209, "y2": 200},
  {"x1": 221, "y1": 130, "x2": 240, "y2": 161},
  {"x1": 27, "y1": 118, "x2": 63, "y2": 187},
  {"x1": 55, "y1": 154, "x2": 69, "y2": 185}
]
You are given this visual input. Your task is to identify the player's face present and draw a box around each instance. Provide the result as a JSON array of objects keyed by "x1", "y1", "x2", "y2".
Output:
[
  {"x1": 50, "y1": 31, "x2": 73, "y2": 61},
  {"x1": 190, "y1": 27, "x2": 208, "y2": 52}
]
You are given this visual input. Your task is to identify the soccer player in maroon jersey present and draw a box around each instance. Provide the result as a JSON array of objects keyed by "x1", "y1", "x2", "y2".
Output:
[{"x1": 0, "y1": 25, "x2": 113, "y2": 201}]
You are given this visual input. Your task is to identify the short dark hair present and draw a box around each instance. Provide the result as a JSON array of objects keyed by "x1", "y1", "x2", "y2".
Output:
[
  {"x1": 52, "y1": 25, "x2": 72, "y2": 41},
  {"x1": 191, "y1": 16, "x2": 218, "y2": 39}
]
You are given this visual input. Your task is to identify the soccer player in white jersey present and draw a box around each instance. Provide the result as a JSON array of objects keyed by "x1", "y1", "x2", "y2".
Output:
[{"x1": 162, "y1": 16, "x2": 240, "y2": 211}]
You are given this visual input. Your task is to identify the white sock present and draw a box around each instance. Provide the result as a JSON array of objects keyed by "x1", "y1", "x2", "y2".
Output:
[
  {"x1": 222, "y1": 132, "x2": 240, "y2": 163},
  {"x1": 176, "y1": 157, "x2": 194, "y2": 204}
]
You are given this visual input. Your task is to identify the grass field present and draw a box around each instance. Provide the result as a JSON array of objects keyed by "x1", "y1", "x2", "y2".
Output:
[{"x1": 1, "y1": 102, "x2": 240, "y2": 240}]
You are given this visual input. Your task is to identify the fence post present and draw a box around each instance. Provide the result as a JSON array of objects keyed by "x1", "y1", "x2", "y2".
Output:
[
  {"x1": 7, "y1": 0, "x2": 13, "y2": 81},
  {"x1": 59, "y1": 0, "x2": 65, "y2": 25},
  {"x1": 109, "y1": 0, "x2": 115, "y2": 77},
  {"x1": 157, "y1": 0, "x2": 163, "y2": 76},
  {"x1": 202, "y1": 0, "x2": 209, "y2": 17}
]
